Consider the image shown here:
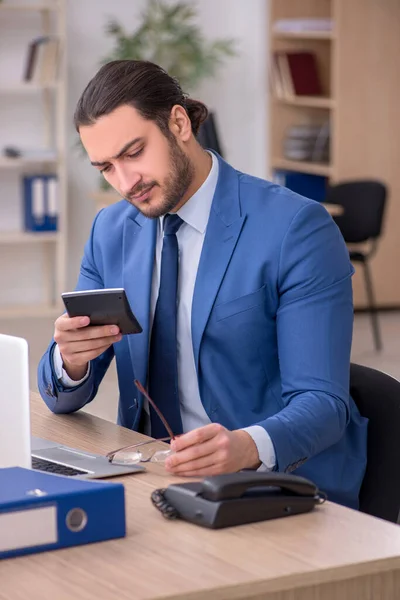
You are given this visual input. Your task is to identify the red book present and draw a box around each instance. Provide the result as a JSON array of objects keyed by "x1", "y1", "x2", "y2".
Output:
[{"x1": 286, "y1": 52, "x2": 322, "y2": 96}]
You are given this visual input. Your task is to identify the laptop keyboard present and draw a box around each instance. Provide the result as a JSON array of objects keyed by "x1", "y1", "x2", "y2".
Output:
[{"x1": 32, "y1": 456, "x2": 88, "y2": 477}]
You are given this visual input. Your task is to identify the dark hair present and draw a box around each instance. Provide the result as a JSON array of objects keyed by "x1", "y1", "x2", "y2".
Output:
[{"x1": 74, "y1": 60, "x2": 208, "y2": 136}]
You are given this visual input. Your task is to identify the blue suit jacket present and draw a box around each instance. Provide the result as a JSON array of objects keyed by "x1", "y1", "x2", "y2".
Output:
[{"x1": 38, "y1": 155, "x2": 367, "y2": 508}]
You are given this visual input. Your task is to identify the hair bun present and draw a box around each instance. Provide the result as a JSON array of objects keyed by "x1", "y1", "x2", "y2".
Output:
[{"x1": 184, "y1": 99, "x2": 209, "y2": 135}]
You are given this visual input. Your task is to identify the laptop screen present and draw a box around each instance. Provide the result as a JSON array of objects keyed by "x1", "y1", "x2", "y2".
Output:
[{"x1": 0, "y1": 334, "x2": 31, "y2": 468}]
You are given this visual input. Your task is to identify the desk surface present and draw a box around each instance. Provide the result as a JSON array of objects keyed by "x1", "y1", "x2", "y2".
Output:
[{"x1": 1, "y1": 393, "x2": 400, "y2": 600}]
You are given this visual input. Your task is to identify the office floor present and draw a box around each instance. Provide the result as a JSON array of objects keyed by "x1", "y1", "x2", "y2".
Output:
[{"x1": 1, "y1": 312, "x2": 399, "y2": 423}]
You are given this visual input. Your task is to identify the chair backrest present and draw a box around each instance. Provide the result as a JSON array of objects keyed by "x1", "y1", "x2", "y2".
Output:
[
  {"x1": 350, "y1": 363, "x2": 400, "y2": 523},
  {"x1": 325, "y1": 180, "x2": 387, "y2": 244}
]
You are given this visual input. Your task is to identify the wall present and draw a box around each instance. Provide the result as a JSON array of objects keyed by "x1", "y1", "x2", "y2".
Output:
[{"x1": 65, "y1": 0, "x2": 269, "y2": 287}]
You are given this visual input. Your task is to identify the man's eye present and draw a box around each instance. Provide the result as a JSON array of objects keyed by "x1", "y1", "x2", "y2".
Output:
[
  {"x1": 100, "y1": 165, "x2": 111, "y2": 174},
  {"x1": 126, "y1": 147, "x2": 144, "y2": 159}
]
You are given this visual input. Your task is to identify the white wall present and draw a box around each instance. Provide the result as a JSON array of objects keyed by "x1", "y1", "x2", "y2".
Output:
[{"x1": 66, "y1": 0, "x2": 269, "y2": 287}]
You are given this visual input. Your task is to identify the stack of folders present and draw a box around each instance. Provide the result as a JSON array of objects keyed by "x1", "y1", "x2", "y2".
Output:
[
  {"x1": 283, "y1": 123, "x2": 330, "y2": 164},
  {"x1": 0, "y1": 467, "x2": 126, "y2": 560},
  {"x1": 23, "y1": 174, "x2": 58, "y2": 232}
]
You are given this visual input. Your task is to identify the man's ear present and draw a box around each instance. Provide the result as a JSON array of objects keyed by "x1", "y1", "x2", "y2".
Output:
[{"x1": 169, "y1": 105, "x2": 192, "y2": 142}]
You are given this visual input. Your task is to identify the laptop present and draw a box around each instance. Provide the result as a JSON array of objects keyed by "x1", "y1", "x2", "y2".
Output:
[{"x1": 0, "y1": 333, "x2": 144, "y2": 479}]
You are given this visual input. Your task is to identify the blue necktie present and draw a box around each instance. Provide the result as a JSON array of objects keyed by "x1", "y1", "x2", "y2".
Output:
[{"x1": 148, "y1": 214, "x2": 184, "y2": 438}]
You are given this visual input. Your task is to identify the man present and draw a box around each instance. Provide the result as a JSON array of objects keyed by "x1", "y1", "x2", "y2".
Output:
[{"x1": 38, "y1": 60, "x2": 367, "y2": 508}]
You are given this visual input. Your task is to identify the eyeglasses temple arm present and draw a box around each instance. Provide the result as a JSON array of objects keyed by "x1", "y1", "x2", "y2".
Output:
[{"x1": 134, "y1": 379, "x2": 175, "y2": 440}]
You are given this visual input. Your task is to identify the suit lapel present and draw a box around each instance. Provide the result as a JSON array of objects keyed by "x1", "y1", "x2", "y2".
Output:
[
  {"x1": 122, "y1": 210, "x2": 156, "y2": 388},
  {"x1": 192, "y1": 157, "x2": 246, "y2": 372}
]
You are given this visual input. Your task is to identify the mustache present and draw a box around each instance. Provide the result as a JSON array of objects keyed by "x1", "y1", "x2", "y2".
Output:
[{"x1": 126, "y1": 182, "x2": 157, "y2": 200}]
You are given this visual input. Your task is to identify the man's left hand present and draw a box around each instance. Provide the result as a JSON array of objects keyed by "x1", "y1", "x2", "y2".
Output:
[{"x1": 165, "y1": 423, "x2": 261, "y2": 476}]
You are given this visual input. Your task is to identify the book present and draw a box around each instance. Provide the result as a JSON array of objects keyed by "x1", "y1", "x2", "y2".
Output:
[
  {"x1": 270, "y1": 51, "x2": 323, "y2": 98},
  {"x1": 286, "y1": 52, "x2": 322, "y2": 96},
  {"x1": 23, "y1": 36, "x2": 60, "y2": 84}
]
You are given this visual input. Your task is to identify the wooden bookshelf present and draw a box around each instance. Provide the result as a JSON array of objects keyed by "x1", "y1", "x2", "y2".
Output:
[
  {"x1": 0, "y1": 82, "x2": 58, "y2": 93},
  {"x1": 273, "y1": 96, "x2": 335, "y2": 109},
  {"x1": 0, "y1": 3, "x2": 59, "y2": 12},
  {"x1": 269, "y1": 0, "x2": 400, "y2": 308},
  {"x1": 0, "y1": 0, "x2": 67, "y2": 316},
  {"x1": 272, "y1": 158, "x2": 332, "y2": 177},
  {"x1": 272, "y1": 31, "x2": 335, "y2": 41},
  {"x1": 0, "y1": 232, "x2": 58, "y2": 245}
]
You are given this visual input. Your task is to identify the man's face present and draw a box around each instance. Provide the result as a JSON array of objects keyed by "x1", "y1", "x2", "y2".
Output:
[{"x1": 80, "y1": 104, "x2": 194, "y2": 218}]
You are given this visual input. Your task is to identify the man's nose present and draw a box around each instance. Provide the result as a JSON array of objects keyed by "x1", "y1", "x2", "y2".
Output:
[{"x1": 115, "y1": 166, "x2": 141, "y2": 197}]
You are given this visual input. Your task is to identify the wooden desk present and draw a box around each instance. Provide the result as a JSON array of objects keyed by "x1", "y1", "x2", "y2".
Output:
[{"x1": 1, "y1": 393, "x2": 400, "y2": 600}]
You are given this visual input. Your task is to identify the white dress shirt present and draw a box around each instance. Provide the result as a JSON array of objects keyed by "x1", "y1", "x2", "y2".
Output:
[{"x1": 53, "y1": 152, "x2": 276, "y2": 470}]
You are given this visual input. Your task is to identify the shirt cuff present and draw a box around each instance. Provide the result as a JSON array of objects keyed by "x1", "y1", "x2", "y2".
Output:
[
  {"x1": 52, "y1": 344, "x2": 91, "y2": 388},
  {"x1": 241, "y1": 425, "x2": 276, "y2": 471}
]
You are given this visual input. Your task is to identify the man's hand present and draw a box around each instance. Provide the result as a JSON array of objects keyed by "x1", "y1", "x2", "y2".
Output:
[
  {"x1": 165, "y1": 423, "x2": 261, "y2": 477},
  {"x1": 53, "y1": 313, "x2": 122, "y2": 381}
]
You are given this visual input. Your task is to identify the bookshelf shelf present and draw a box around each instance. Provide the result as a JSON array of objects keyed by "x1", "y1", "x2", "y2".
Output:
[
  {"x1": 0, "y1": 232, "x2": 58, "y2": 244},
  {"x1": 0, "y1": 83, "x2": 58, "y2": 94},
  {"x1": 0, "y1": 3, "x2": 59, "y2": 12},
  {"x1": 272, "y1": 31, "x2": 334, "y2": 41},
  {"x1": 273, "y1": 96, "x2": 334, "y2": 109},
  {"x1": 0, "y1": 157, "x2": 58, "y2": 169},
  {"x1": 271, "y1": 158, "x2": 332, "y2": 177}
]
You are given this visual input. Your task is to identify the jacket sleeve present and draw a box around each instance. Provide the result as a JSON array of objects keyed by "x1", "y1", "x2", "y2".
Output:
[
  {"x1": 37, "y1": 210, "x2": 115, "y2": 414},
  {"x1": 259, "y1": 201, "x2": 354, "y2": 472}
]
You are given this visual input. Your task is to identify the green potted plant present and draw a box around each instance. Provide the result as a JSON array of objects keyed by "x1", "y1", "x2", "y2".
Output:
[
  {"x1": 92, "y1": 0, "x2": 236, "y2": 194},
  {"x1": 102, "y1": 0, "x2": 236, "y2": 93}
]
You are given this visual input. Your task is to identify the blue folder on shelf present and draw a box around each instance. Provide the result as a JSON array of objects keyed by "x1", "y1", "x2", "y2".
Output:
[
  {"x1": 273, "y1": 170, "x2": 327, "y2": 203},
  {"x1": 22, "y1": 174, "x2": 58, "y2": 232},
  {"x1": 0, "y1": 467, "x2": 125, "y2": 560}
]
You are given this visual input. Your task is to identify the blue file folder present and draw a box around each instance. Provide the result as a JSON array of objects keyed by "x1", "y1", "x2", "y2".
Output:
[
  {"x1": 273, "y1": 170, "x2": 327, "y2": 203},
  {"x1": 0, "y1": 467, "x2": 125, "y2": 560},
  {"x1": 23, "y1": 175, "x2": 58, "y2": 232}
]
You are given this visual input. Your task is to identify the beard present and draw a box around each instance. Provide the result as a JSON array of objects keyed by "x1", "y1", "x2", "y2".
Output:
[{"x1": 125, "y1": 135, "x2": 195, "y2": 219}]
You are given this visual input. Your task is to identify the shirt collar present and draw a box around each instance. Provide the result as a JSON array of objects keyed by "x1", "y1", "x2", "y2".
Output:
[{"x1": 162, "y1": 151, "x2": 219, "y2": 234}]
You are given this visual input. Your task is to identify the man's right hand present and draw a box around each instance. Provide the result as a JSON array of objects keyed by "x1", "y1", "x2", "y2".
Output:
[{"x1": 53, "y1": 314, "x2": 122, "y2": 381}]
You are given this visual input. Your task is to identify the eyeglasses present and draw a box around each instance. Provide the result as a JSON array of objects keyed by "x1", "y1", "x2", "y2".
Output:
[{"x1": 106, "y1": 380, "x2": 176, "y2": 466}]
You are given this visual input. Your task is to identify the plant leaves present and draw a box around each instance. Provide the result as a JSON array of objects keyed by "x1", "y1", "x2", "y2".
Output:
[{"x1": 101, "y1": 0, "x2": 237, "y2": 92}]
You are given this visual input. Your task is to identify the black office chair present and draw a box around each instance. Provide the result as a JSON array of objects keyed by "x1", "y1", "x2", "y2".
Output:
[
  {"x1": 326, "y1": 181, "x2": 387, "y2": 351},
  {"x1": 350, "y1": 363, "x2": 400, "y2": 523}
]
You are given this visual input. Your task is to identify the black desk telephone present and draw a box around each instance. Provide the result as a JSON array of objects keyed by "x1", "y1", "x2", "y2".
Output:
[{"x1": 151, "y1": 472, "x2": 326, "y2": 529}]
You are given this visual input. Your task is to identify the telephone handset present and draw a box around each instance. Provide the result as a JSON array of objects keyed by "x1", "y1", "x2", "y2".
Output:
[
  {"x1": 151, "y1": 472, "x2": 326, "y2": 529},
  {"x1": 200, "y1": 472, "x2": 319, "y2": 501}
]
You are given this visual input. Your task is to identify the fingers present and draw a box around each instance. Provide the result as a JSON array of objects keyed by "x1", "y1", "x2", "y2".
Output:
[
  {"x1": 57, "y1": 324, "x2": 120, "y2": 344},
  {"x1": 61, "y1": 343, "x2": 115, "y2": 367},
  {"x1": 61, "y1": 334, "x2": 122, "y2": 354},
  {"x1": 171, "y1": 423, "x2": 223, "y2": 453},
  {"x1": 166, "y1": 453, "x2": 218, "y2": 475},
  {"x1": 55, "y1": 313, "x2": 90, "y2": 331},
  {"x1": 166, "y1": 436, "x2": 218, "y2": 472},
  {"x1": 54, "y1": 312, "x2": 122, "y2": 370}
]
